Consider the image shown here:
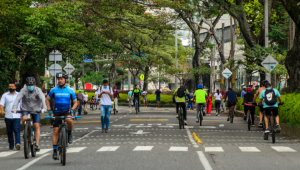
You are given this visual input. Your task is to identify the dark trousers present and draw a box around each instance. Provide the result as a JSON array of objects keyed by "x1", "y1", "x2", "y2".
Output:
[
  {"x1": 176, "y1": 102, "x2": 187, "y2": 120},
  {"x1": 244, "y1": 106, "x2": 255, "y2": 124},
  {"x1": 134, "y1": 98, "x2": 140, "y2": 111},
  {"x1": 215, "y1": 100, "x2": 221, "y2": 114},
  {"x1": 5, "y1": 118, "x2": 21, "y2": 149},
  {"x1": 78, "y1": 100, "x2": 83, "y2": 115}
]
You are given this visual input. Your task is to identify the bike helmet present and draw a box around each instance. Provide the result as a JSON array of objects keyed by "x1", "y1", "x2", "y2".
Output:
[
  {"x1": 26, "y1": 77, "x2": 36, "y2": 85},
  {"x1": 56, "y1": 72, "x2": 68, "y2": 79},
  {"x1": 197, "y1": 84, "x2": 203, "y2": 89},
  {"x1": 246, "y1": 87, "x2": 252, "y2": 92}
]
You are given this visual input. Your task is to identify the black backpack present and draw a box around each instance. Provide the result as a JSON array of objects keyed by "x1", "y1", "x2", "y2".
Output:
[
  {"x1": 264, "y1": 88, "x2": 277, "y2": 105},
  {"x1": 176, "y1": 87, "x2": 185, "y2": 98}
]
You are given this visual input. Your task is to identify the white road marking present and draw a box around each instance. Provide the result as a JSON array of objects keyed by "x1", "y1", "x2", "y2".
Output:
[
  {"x1": 197, "y1": 151, "x2": 213, "y2": 170},
  {"x1": 271, "y1": 146, "x2": 296, "y2": 152},
  {"x1": 199, "y1": 126, "x2": 216, "y2": 129},
  {"x1": 17, "y1": 153, "x2": 50, "y2": 170},
  {"x1": 97, "y1": 146, "x2": 120, "y2": 152},
  {"x1": 184, "y1": 126, "x2": 194, "y2": 128},
  {"x1": 239, "y1": 147, "x2": 261, "y2": 152},
  {"x1": 169, "y1": 147, "x2": 188, "y2": 151},
  {"x1": 73, "y1": 130, "x2": 96, "y2": 143},
  {"x1": 129, "y1": 130, "x2": 151, "y2": 135},
  {"x1": 37, "y1": 149, "x2": 51, "y2": 155},
  {"x1": 159, "y1": 126, "x2": 173, "y2": 128},
  {"x1": 40, "y1": 133, "x2": 52, "y2": 137},
  {"x1": 205, "y1": 147, "x2": 224, "y2": 152},
  {"x1": 75, "y1": 128, "x2": 88, "y2": 130},
  {"x1": 136, "y1": 125, "x2": 152, "y2": 128},
  {"x1": 133, "y1": 146, "x2": 153, "y2": 151},
  {"x1": 67, "y1": 147, "x2": 87, "y2": 153},
  {"x1": 166, "y1": 124, "x2": 178, "y2": 126},
  {"x1": 185, "y1": 128, "x2": 199, "y2": 148},
  {"x1": 0, "y1": 151, "x2": 18, "y2": 157}
]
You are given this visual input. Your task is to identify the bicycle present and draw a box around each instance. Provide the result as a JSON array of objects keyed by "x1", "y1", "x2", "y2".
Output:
[
  {"x1": 244, "y1": 103, "x2": 255, "y2": 131},
  {"x1": 19, "y1": 111, "x2": 39, "y2": 159},
  {"x1": 229, "y1": 102, "x2": 235, "y2": 123},
  {"x1": 134, "y1": 98, "x2": 139, "y2": 114},
  {"x1": 45, "y1": 115, "x2": 81, "y2": 165},
  {"x1": 178, "y1": 104, "x2": 184, "y2": 129},
  {"x1": 263, "y1": 103, "x2": 284, "y2": 144},
  {"x1": 197, "y1": 104, "x2": 204, "y2": 126},
  {"x1": 90, "y1": 101, "x2": 95, "y2": 111}
]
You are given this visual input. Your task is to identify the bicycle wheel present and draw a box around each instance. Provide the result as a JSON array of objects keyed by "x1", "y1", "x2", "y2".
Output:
[
  {"x1": 135, "y1": 100, "x2": 138, "y2": 114},
  {"x1": 271, "y1": 115, "x2": 276, "y2": 143},
  {"x1": 60, "y1": 128, "x2": 67, "y2": 166},
  {"x1": 23, "y1": 123, "x2": 30, "y2": 159},
  {"x1": 30, "y1": 128, "x2": 36, "y2": 157},
  {"x1": 200, "y1": 109, "x2": 203, "y2": 126},
  {"x1": 247, "y1": 112, "x2": 251, "y2": 131},
  {"x1": 178, "y1": 107, "x2": 182, "y2": 129},
  {"x1": 230, "y1": 107, "x2": 234, "y2": 123},
  {"x1": 114, "y1": 102, "x2": 116, "y2": 115},
  {"x1": 181, "y1": 106, "x2": 184, "y2": 129}
]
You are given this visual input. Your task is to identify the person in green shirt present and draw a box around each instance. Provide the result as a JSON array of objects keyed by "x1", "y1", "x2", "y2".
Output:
[
  {"x1": 193, "y1": 84, "x2": 209, "y2": 123},
  {"x1": 173, "y1": 85, "x2": 189, "y2": 125}
]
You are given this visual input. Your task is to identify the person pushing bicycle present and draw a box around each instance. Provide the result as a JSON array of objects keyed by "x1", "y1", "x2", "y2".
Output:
[
  {"x1": 46, "y1": 72, "x2": 78, "y2": 160},
  {"x1": 193, "y1": 84, "x2": 208, "y2": 123},
  {"x1": 12, "y1": 77, "x2": 47, "y2": 152}
]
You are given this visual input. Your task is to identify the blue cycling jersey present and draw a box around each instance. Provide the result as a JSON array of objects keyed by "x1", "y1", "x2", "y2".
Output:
[{"x1": 48, "y1": 86, "x2": 76, "y2": 112}]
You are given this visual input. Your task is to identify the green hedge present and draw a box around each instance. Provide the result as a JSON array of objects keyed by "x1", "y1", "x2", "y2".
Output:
[{"x1": 119, "y1": 93, "x2": 173, "y2": 104}]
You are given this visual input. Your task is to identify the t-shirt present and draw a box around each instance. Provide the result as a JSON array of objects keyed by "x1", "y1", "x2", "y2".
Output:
[
  {"x1": 155, "y1": 90, "x2": 161, "y2": 97},
  {"x1": 113, "y1": 90, "x2": 119, "y2": 98},
  {"x1": 48, "y1": 86, "x2": 76, "y2": 112},
  {"x1": 226, "y1": 90, "x2": 236, "y2": 102},
  {"x1": 133, "y1": 89, "x2": 141, "y2": 98},
  {"x1": 194, "y1": 89, "x2": 207, "y2": 103},
  {"x1": 259, "y1": 88, "x2": 280, "y2": 108},
  {"x1": 96, "y1": 86, "x2": 113, "y2": 105},
  {"x1": 77, "y1": 92, "x2": 84, "y2": 101},
  {"x1": 83, "y1": 94, "x2": 88, "y2": 101},
  {"x1": 241, "y1": 90, "x2": 247, "y2": 98},
  {"x1": 214, "y1": 93, "x2": 222, "y2": 100},
  {"x1": 221, "y1": 90, "x2": 226, "y2": 96},
  {"x1": 128, "y1": 91, "x2": 133, "y2": 98},
  {"x1": 95, "y1": 91, "x2": 98, "y2": 100},
  {"x1": 174, "y1": 88, "x2": 189, "y2": 103},
  {"x1": 90, "y1": 98, "x2": 95, "y2": 103},
  {"x1": 142, "y1": 91, "x2": 147, "y2": 98},
  {"x1": 244, "y1": 93, "x2": 254, "y2": 104}
]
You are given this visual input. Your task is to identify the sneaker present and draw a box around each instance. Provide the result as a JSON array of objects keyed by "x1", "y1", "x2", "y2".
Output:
[
  {"x1": 264, "y1": 129, "x2": 270, "y2": 133},
  {"x1": 52, "y1": 151, "x2": 58, "y2": 160},
  {"x1": 116, "y1": 110, "x2": 118, "y2": 113},
  {"x1": 276, "y1": 124, "x2": 281, "y2": 133},
  {"x1": 8, "y1": 148, "x2": 13, "y2": 151},
  {"x1": 68, "y1": 134, "x2": 73, "y2": 144},
  {"x1": 15, "y1": 144, "x2": 20, "y2": 151},
  {"x1": 216, "y1": 114, "x2": 219, "y2": 116},
  {"x1": 251, "y1": 124, "x2": 255, "y2": 127},
  {"x1": 102, "y1": 127, "x2": 105, "y2": 133},
  {"x1": 184, "y1": 120, "x2": 187, "y2": 125},
  {"x1": 196, "y1": 119, "x2": 199, "y2": 123},
  {"x1": 35, "y1": 145, "x2": 40, "y2": 152},
  {"x1": 105, "y1": 128, "x2": 108, "y2": 133},
  {"x1": 258, "y1": 121, "x2": 263, "y2": 128},
  {"x1": 227, "y1": 118, "x2": 229, "y2": 121}
]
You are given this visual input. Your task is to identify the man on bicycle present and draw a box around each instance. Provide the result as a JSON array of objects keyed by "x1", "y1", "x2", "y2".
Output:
[
  {"x1": 46, "y1": 72, "x2": 78, "y2": 160},
  {"x1": 253, "y1": 80, "x2": 268, "y2": 127},
  {"x1": 223, "y1": 88, "x2": 238, "y2": 121},
  {"x1": 259, "y1": 82, "x2": 283, "y2": 133},
  {"x1": 12, "y1": 77, "x2": 47, "y2": 152},
  {"x1": 133, "y1": 85, "x2": 141, "y2": 112},
  {"x1": 173, "y1": 85, "x2": 189, "y2": 125},
  {"x1": 193, "y1": 84, "x2": 208, "y2": 123}
]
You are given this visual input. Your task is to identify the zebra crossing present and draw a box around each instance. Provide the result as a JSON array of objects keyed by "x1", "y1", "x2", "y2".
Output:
[{"x1": 0, "y1": 146, "x2": 299, "y2": 158}]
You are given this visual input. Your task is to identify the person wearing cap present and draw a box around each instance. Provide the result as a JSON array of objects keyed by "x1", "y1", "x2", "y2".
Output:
[
  {"x1": 223, "y1": 88, "x2": 238, "y2": 121},
  {"x1": 155, "y1": 88, "x2": 162, "y2": 107},
  {"x1": 243, "y1": 87, "x2": 255, "y2": 126},
  {"x1": 241, "y1": 86, "x2": 247, "y2": 98},
  {"x1": 193, "y1": 84, "x2": 209, "y2": 123}
]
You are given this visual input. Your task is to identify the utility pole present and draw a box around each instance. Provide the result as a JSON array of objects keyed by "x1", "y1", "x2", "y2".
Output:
[
  {"x1": 175, "y1": 19, "x2": 178, "y2": 90},
  {"x1": 221, "y1": 23, "x2": 225, "y2": 90},
  {"x1": 265, "y1": 0, "x2": 270, "y2": 83},
  {"x1": 210, "y1": 39, "x2": 215, "y2": 93},
  {"x1": 82, "y1": 56, "x2": 85, "y2": 89},
  {"x1": 230, "y1": 17, "x2": 235, "y2": 89}
]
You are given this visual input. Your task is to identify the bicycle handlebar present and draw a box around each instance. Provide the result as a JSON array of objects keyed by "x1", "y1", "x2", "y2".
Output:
[{"x1": 44, "y1": 116, "x2": 82, "y2": 119}]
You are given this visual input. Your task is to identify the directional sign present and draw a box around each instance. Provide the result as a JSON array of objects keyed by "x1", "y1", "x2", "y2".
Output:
[
  {"x1": 261, "y1": 55, "x2": 278, "y2": 72},
  {"x1": 49, "y1": 50, "x2": 62, "y2": 61},
  {"x1": 49, "y1": 64, "x2": 62, "y2": 76},
  {"x1": 222, "y1": 68, "x2": 232, "y2": 79},
  {"x1": 64, "y1": 63, "x2": 75, "y2": 74},
  {"x1": 140, "y1": 74, "x2": 144, "y2": 80}
]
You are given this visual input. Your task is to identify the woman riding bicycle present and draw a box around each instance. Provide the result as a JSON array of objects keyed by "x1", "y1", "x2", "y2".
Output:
[{"x1": 242, "y1": 87, "x2": 255, "y2": 126}]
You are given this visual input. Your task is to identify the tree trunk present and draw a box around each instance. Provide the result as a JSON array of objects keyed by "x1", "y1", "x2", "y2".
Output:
[
  {"x1": 143, "y1": 66, "x2": 150, "y2": 91},
  {"x1": 193, "y1": 34, "x2": 203, "y2": 87}
]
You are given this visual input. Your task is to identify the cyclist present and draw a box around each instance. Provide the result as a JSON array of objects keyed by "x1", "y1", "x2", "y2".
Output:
[
  {"x1": 243, "y1": 87, "x2": 255, "y2": 126},
  {"x1": 133, "y1": 85, "x2": 141, "y2": 112},
  {"x1": 253, "y1": 80, "x2": 268, "y2": 127},
  {"x1": 173, "y1": 85, "x2": 189, "y2": 125},
  {"x1": 259, "y1": 82, "x2": 283, "y2": 133},
  {"x1": 223, "y1": 88, "x2": 238, "y2": 121},
  {"x1": 46, "y1": 72, "x2": 78, "y2": 160},
  {"x1": 12, "y1": 77, "x2": 47, "y2": 152},
  {"x1": 193, "y1": 84, "x2": 208, "y2": 123}
]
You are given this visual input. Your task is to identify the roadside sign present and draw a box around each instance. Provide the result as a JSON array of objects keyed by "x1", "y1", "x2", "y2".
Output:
[
  {"x1": 140, "y1": 74, "x2": 144, "y2": 80},
  {"x1": 261, "y1": 55, "x2": 278, "y2": 72},
  {"x1": 222, "y1": 68, "x2": 232, "y2": 79},
  {"x1": 64, "y1": 63, "x2": 75, "y2": 74},
  {"x1": 49, "y1": 64, "x2": 62, "y2": 76},
  {"x1": 140, "y1": 80, "x2": 144, "y2": 86},
  {"x1": 49, "y1": 50, "x2": 62, "y2": 61},
  {"x1": 251, "y1": 81, "x2": 258, "y2": 87}
]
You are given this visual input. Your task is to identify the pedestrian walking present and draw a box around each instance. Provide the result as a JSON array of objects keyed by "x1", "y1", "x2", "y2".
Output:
[
  {"x1": 95, "y1": 90, "x2": 99, "y2": 110},
  {"x1": 155, "y1": 88, "x2": 161, "y2": 107},
  {"x1": 220, "y1": 88, "x2": 226, "y2": 113},
  {"x1": 0, "y1": 81, "x2": 22, "y2": 150},
  {"x1": 142, "y1": 90, "x2": 147, "y2": 107},
  {"x1": 214, "y1": 90, "x2": 222, "y2": 116},
  {"x1": 76, "y1": 91, "x2": 84, "y2": 115},
  {"x1": 83, "y1": 92, "x2": 88, "y2": 110},
  {"x1": 188, "y1": 92, "x2": 194, "y2": 110},
  {"x1": 206, "y1": 91, "x2": 212, "y2": 115},
  {"x1": 113, "y1": 86, "x2": 119, "y2": 113},
  {"x1": 128, "y1": 89, "x2": 133, "y2": 107},
  {"x1": 97, "y1": 80, "x2": 114, "y2": 133}
]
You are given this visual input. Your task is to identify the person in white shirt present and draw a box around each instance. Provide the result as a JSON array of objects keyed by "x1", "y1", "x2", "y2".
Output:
[
  {"x1": 97, "y1": 80, "x2": 114, "y2": 133},
  {"x1": 142, "y1": 90, "x2": 147, "y2": 107},
  {"x1": 213, "y1": 89, "x2": 223, "y2": 116},
  {"x1": 0, "y1": 81, "x2": 22, "y2": 150},
  {"x1": 83, "y1": 92, "x2": 89, "y2": 110},
  {"x1": 95, "y1": 90, "x2": 99, "y2": 110}
]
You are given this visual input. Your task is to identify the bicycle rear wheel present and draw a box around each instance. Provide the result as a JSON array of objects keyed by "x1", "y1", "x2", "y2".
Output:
[
  {"x1": 271, "y1": 116, "x2": 276, "y2": 143},
  {"x1": 230, "y1": 107, "x2": 234, "y2": 123},
  {"x1": 23, "y1": 123, "x2": 30, "y2": 159},
  {"x1": 30, "y1": 129, "x2": 36, "y2": 157},
  {"x1": 61, "y1": 128, "x2": 67, "y2": 166},
  {"x1": 181, "y1": 106, "x2": 184, "y2": 129},
  {"x1": 200, "y1": 109, "x2": 203, "y2": 126},
  {"x1": 247, "y1": 112, "x2": 251, "y2": 131}
]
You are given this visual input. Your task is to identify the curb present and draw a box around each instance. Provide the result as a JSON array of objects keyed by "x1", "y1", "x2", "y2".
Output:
[{"x1": 235, "y1": 110, "x2": 300, "y2": 139}]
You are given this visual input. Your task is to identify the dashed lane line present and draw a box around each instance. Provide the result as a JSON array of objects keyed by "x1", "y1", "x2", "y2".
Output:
[
  {"x1": 17, "y1": 153, "x2": 50, "y2": 170},
  {"x1": 197, "y1": 151, "x2": 213, "y2": 170}
]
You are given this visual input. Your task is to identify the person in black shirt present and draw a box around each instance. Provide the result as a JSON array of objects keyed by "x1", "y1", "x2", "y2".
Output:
[
  {"x1": 155, "y1": 88, "x2": 161, "y2": 107},
  {"x1": 243, "y1": 87, "x2": 255, "y2": 126}
]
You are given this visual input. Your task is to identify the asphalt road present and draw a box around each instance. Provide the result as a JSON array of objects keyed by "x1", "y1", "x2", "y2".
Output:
[{"x1": 0, "y1": 106, "x2": 300, "y2": 170}]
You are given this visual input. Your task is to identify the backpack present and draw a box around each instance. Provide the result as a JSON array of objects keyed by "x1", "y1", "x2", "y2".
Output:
[
  {"x1": 176, "y1": 87, "x2": 185, "y2": 98},
  {"x1": 264, "y1": 88, "x2": 277, "y2": 105}
]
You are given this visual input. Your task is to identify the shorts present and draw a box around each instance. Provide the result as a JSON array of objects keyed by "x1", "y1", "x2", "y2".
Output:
[
  {"x1": 53, "y1": 111, "x2": 71, "y2": 128},
  {"x1": 258, "y1": 105, "x2": 264, "y2": 112},
  {"x1": 156, "y1": 97, "x2": 161, "y2": 102},
  {"x1": 264, "y1": 107, "x2": 278, "y2": 117},
  {"x1": 83, "y1": 101, "x2": 87, "y2": 104},
  {"x1": 23, "y1": 112, "x2": 40, "y2": 123},
  {"x1": 143, "y1": 97, "x2": 147, "y2": 102},
  {"x1": 227, "y1": 102, "x2": 236, "y2": 108}
]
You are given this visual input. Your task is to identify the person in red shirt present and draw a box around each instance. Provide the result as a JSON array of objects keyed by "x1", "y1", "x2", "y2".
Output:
[
  {"x1": 113, "y1": 86, "x2": 119, "y2": 113},
  {"x1": 206, "y1": 91, "x2": 212, "y2": 115}
]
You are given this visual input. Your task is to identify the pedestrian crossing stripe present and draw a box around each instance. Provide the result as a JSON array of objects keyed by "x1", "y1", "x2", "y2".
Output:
[
  {"x1": 97, "y1": 146, "x2": 120, "y2": 152},
  {"x1": 239, "y1": 147, "x2": 261, "y2": 152},
  {"x1": 130, "y1": 119, "x2": 169, "y2": 121},
  {"x1": 133, "y1": 146, "x2": 153, "y2": 151},
  {"x1": 67, "y1": 147, "x2": 87, "y2": 153},
  {"x1": 205, "y1": 147, "x2": 224, "y2": 152},
  {"x1": 271, "y1": 146, "x2": 297, "y2": 152},
  {"x1": 169, "y1": 147, "x2": 188, "y2": 151}
]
